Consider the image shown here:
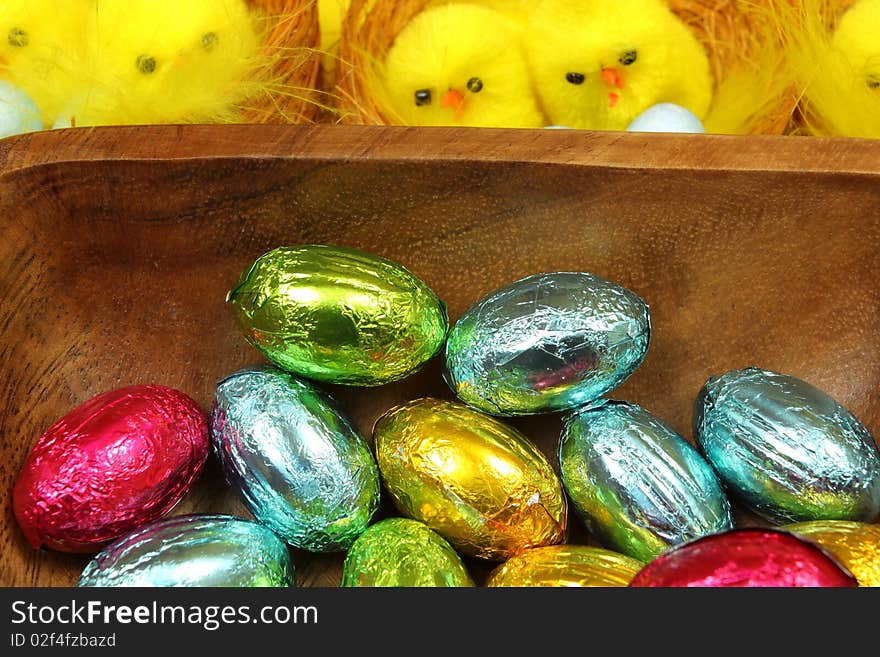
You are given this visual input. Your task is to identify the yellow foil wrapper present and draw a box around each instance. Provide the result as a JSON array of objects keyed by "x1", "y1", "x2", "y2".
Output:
[
  {"x1": 487, "y1": 545, "x2": 644, "y2": 587},
  {"x1": 785, "y1": 521, "x2": 880, "y2": 587},
  {"x1": 374, "y1": 398, "x2": 567, "y2": 560}
]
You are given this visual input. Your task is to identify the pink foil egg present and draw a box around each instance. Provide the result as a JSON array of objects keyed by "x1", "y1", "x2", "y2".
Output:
[
  {"x1": 629, "y1": 529, "x2": 858, "y2": 587},
  {"x1": 13, "y1": 385, "x2": 209, "y2": 552}
]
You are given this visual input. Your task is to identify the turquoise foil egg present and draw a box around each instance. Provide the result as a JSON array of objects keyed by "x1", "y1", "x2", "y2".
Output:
[
  {"x1": 77, "y1": 515, "x2": 293, "y2": 587},
  {"x1": 695, "y1": 367, "x2": 880, "y2": 523},
  {"x1": 444, "y1": 272, "x2": 650, "y2": 416},
  {"x1": 210, "y1": 366, "x2": 380, "y2": 551},
  {"x1": 560, "y1": 400, "x2": 733, "y2": 562}
]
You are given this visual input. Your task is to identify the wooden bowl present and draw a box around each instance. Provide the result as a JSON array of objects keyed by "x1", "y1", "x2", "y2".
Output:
[{"x1": 1, "y1": 125, "x2": 878, "y2": 587}]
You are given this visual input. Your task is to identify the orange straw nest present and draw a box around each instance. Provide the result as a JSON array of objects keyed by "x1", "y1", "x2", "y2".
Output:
[
  {"x1": 336, "y1": 0, "x2": 459, "y2": 125},
  {"x1": 333, "y1": 0, "x2": 858, "y2": 134},
  {"x1": 244, "y1": 0, "x2": 322, "y2": 123},
  {"x1": 669, "y1": 0, "x2": 857, "y2": 134},
  {"x1": 668, "y1": 0, "x2": 795, "y2": 134}
]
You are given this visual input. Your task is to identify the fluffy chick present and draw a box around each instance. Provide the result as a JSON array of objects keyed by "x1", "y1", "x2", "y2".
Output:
[
  {"x1": 380, "y1": 3, "x2": 544, "y2": 128},
  {"x1": 0, "y1": 0, "x2": 89, "y2": 125},
  {"x1": 62, "y1": 0, "x2": 262, "y2": 126},
  {"x1": 777, "y1": 0, "x2": 880, "y2": 137},
  {"x1": 833, "y1": 0, "x2": 880, "y2": 85},
  {"x1": 525, "y1": 0, "x2": 712, "y2": 130}
]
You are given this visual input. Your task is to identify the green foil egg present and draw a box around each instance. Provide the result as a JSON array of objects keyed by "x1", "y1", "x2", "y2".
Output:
[
  {"x1": 227, "y1": 245, "x2": 448, "y2": 386},
  {"x1": 341, "y1": 518, "x2": 474, "y2": 587}
]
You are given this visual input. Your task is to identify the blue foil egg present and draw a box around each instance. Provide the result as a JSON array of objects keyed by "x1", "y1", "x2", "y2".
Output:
[
  {"x1": 77, "y1": 515, "x2": 293, "y2": 587},
  {"x1": 560, "y1": 400, "x2": 733, "y2": 562},
  {"x1": 695, "y1": 367, "x2": 880, "y2": 523},
  {"x1": 210, "y1": 366, "x2": 380, "y2": 551},
  {"x1": 444, "y1": 273, "x2": 651, "y2": 416}
]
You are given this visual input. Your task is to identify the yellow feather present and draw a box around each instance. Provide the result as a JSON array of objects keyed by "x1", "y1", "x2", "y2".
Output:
[
  {"x1": 376, "y1": 3, "x2": 544, "y2": 128},
  {"x1": 777, "y1": 0, "x2": 880, "y2": 138},
  {"x1": 319, "y1": 0, "x2": 350, "y2": 75},
  {"x1": 525, "y1": 0, "x2": 713, "y2": 130},
  {"x1": 703, "y1": 5, "x2": 797, "y2": 136}
]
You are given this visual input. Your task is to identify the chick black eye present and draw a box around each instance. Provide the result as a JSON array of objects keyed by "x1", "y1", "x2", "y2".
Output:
[
  {"x1": 8, "y1": 28, "x2": 28, "y2": 47},
  {"x1": 868, "y1": 75, "x2": 880, "y2": 89},
  {"x1": 202, "y1": 32, "x2": 218, "y2": 51},
  {"x1": 619, "y1": 50, "x2": 638, "y2": 66},
  {"x1": 136, "y1": 55, "x2": 157, "y2": 75},
  {"x1": 467, "y1": 77, "x2": 483, "y2": 93},
  {"x1": 414, "y1": 89, "x2": 432, "y2": 106},
  {"x1": 566, "y1": 72, "x2": 585, "y2": 85}
]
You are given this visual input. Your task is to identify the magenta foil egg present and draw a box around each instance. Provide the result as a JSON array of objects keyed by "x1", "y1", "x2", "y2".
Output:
[{"x1": 12, "y1": 385, "x2": 209, "y2": 552}]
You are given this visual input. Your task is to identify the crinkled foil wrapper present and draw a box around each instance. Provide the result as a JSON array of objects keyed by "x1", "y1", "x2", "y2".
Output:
[
  {"x1": 630, "y1": 529, "x2": 858, "y2": 587},
  {"x1": 77, "y1": 514, "x2": 293, "y2": 587},
  {"x1": 560, "y1": 400, "x2": 733, "y2": 562},
  {"x1": 695, "y1": 367, "x2": 880, "y2": 523},
  {"x1": 487, "y1": 545, "x2": 644, "y2": 587},
  {"x1": 374, "y1": 398, "x2": 567, "y2": 560},
  {"x1": 211, "y1": 366, "x2": 380, "y2": 552},
  {"x1": 786, "y1": 521, "x2": 880, "y2": 587},
  {"x1": 341, "y1": 518, "x2": 474, "y2": 587},
  {"x1": 227, "y1": 245, "x2": 448, "y2": 386},
  {"x1": 444, "y1": 272, "x2": 650, "y2": 416},
  {"x1": 13, "y1": 385, "x2": 209, "y2": 553}
]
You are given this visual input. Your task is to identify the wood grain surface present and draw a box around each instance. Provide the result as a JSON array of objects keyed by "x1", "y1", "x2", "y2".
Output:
[{"x1": 1, "y1": 125, "x2": 878, "y2": 587}]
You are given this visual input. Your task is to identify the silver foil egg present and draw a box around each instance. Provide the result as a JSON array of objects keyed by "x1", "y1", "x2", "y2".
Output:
[
  {"x1": 77, "y1": 514, "x2": 293, "y2": 587},
  {"x1": 444, "y1": 272, "x2": 650, "y2": 416},
  {"x1": 210, "y1": 366, "x2": 380, "y2": 551},
  {"x1": 695, "y1": 367, "x2": 880, "y2": 523},
  {"x1": 560, "y1": 400, "x2": 733, "y2": 562}
]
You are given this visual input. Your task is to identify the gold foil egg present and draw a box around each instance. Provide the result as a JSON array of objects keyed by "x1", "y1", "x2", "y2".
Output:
[
  {"x1": 785, "y1": 521, "x2": 880, "y2": 587},
  {"x1": 487, "y1": 545, "x2": 644, "y2": 587},
  {"x1": 374, "y1": 398, "x2": 567, "y2": 560}
]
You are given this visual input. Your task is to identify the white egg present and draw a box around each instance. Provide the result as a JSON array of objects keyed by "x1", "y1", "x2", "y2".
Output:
[
  {"x1": 52, "y1": 115, "x2": 75, "y2": 130},
  {"x1": 627, "y1": 103, "x2": 705, "y2": 134},
  {"x1": 544, "y1": 125, "x2": 572, "y2": 130},
  {"x1": 0, "y1": 81, "x2": 43, "y2": 138}
]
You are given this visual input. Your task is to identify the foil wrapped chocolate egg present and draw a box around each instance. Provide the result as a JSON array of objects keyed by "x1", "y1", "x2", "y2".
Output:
[
  {"x1": 695, "y1": 367, "x2": 880, "y2": 523},
  {"x1": 341, "y1": 518, "x2": 474, "y2": 587},
  {"x1": 227, "y1": 245, "x2": 448, "y2": 386},
  {"x1": 210, "y1": 366, "x2": 379, "y2": 552},
  {"x1": 374, "y1": 398, "x2": 567, "y2": 560},
  {"x1": 487, "y1": 545, "x2": 644, "y2": 587},
  {"x1": 630, "y1": 529, "x2": 858, "y2": 587},
  {"x1": 13, "y1": 385, "x2": 209, "y2": 553},
  {"x1": 77, "y1": 515, "x2": 293, "y2": 587},
  {"x1": 786, "y1": 521, "x2": 880, "y2": 587},
  {"x1": 560, "y1": 400, "x2": 733, "y2": 562},
  {"x1": 444, "y1": 272, "x2": 650, "y2": 416}
]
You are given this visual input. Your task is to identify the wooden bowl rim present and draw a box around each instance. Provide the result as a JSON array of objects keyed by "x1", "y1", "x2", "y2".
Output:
[{"x1": 2, "y1": 125, "x2": 880, "y2": 179}]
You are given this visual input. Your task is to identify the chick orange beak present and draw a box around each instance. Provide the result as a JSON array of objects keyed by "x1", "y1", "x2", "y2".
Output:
[
  {"x1": 601, "y1": 67, "x2": 625, "y2": 90},
  {"x1": 441, "y1": 89, "x2": 467, "y2": 121},
  {"x1": 601, "y1": 67, "x2": 625, "y2": 108}
]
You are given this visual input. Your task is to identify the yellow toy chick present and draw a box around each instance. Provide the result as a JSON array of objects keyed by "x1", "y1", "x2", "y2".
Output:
[
  {"x1": 525, "y1": 0, "x2": 712, "y2": 130},
  {"x1": 58, "y1": 0, "x2": 263, "y2": 127},
  {"x1": 783, "y1": 0, "x2": 880, "y2": 138},
  {"x1": 379, "y1": 3, "x2": 544, "y2": 128},
  {"x1": 0, "y1": 0, "x2": 89, "y2": 126}
]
